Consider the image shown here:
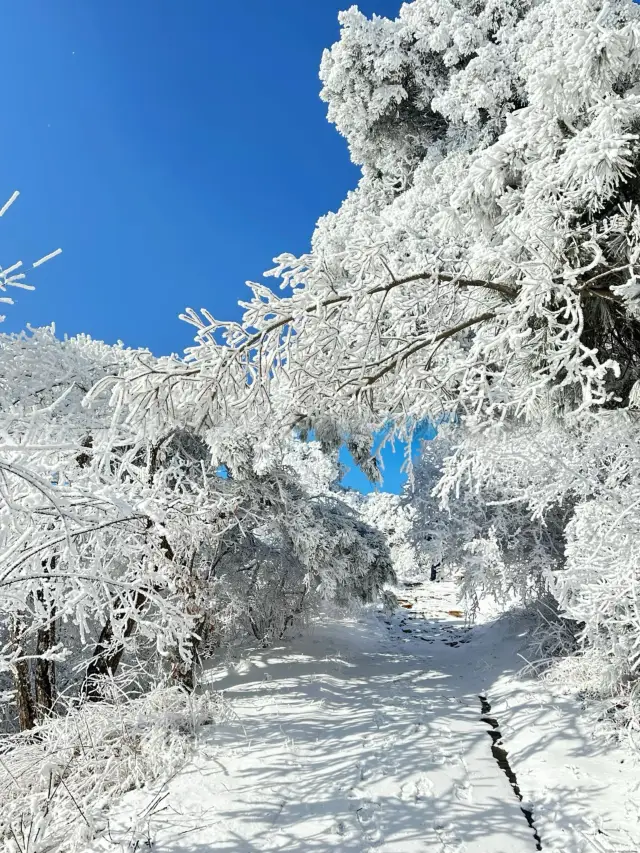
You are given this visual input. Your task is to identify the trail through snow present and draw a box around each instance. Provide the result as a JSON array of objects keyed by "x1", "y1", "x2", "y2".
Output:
[{"x1": 92, "y1": 582, "x2": 640, "y2": 853}]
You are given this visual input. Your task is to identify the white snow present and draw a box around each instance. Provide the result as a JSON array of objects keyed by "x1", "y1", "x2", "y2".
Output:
[{"x1": 88, "y1": 581, "x2": 640, "y2": 853}]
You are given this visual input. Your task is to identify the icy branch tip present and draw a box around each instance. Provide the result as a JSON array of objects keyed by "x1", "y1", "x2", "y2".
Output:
[
  {"x1": 33, "y1": 248, "x2": 62, "y2": 268},
  {"x1": 0, "y1": 191, "x2": 20, "y2": 218}
]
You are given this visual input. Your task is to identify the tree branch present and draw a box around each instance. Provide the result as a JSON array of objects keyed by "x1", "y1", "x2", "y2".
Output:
[{"x1": 355, "y1": 310, "x2": 497, "y2": 390}]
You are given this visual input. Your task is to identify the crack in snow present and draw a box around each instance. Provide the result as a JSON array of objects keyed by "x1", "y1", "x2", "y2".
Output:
[{"x1": 479, "y1": 694, "x2": 542, "y2": 851}]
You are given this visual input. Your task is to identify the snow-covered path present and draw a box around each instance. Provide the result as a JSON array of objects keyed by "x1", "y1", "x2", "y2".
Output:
[
  {"x1": 95, "y1": 583, "x2": 640, "y2": 853},
  {"x1": 170, "y1": 600, "x2": 534, "y2": 851}
]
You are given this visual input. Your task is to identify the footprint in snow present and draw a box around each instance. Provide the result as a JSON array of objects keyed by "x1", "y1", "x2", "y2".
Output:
[
  {"x1": 426, "y1": 748, "x2": 448, "y2": 766},
  {"x1": 372, "y1": 709, "x2": 387, "y2": 729},
  {"x1": 400, "y1": 774, "x2": 435, "y2": 802},
  {"x1": 346, "y1": 787, "x2": 384, "y2": 845},
  {"x1": 334, "y1": 819, "x2": 348, "y2": 836},
  {"x1": 356, "y1": 803, "x2": 377, "y2": 826},
  {"x1": 347, "y1": 784, "x2": 372, "y2": 802},
  {"x1": 356, "y1": 806, "x2": 383, "y2": 845},
  {"x1": 454, "y1": 779, "x2": 473, "y2": 803},
  {"x1": 432, "y1": 820, "x2": 467, "y2": 853}
]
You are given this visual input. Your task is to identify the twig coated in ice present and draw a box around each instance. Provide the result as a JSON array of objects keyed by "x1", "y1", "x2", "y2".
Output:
[
  {"x1": 0, "y1": 191, "x2": 19, "y2": 217},
  {"x1": 33, "y1": 248, "x2": 62, "y2": 268}
]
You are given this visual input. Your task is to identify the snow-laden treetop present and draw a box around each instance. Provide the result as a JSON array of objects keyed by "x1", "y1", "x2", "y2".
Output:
[{"x1": 116, "y1": 0, "x2": 640, "y2": 458}]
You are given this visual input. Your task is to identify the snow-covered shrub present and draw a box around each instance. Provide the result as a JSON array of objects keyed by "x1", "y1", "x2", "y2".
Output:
[
  {"x1": 407, "y1": 428, "x2": 571, "y2": 614},
  {"x1": 554, "y1": 488, "x2": 640, "y2": 691},
  {"x1": 426, "y1": 412, "x2": 640, "y2": 726},
  {"x1": 518, "y1": 598, "x2": 582, "y2": 676},
  {"x1": 0, "y1": 329, "x2": 394, "y2": 732},
  {"x1": 188, "y1": 434, "x2": 395, "y2": 649},
  {"x1": 0, "y1": 686, "x2": 226, "y2": 853},
  {"x1": 352, "y1": 491, "x2": 423, "y2": 579},
  {"x1": 534, "y1": 417, "x2": 640, "y2": 723}
]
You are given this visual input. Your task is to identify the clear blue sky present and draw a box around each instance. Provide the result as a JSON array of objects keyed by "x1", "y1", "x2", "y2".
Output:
[{"x1": 0, "y1": 0, "x2": 418, "y2": 492}]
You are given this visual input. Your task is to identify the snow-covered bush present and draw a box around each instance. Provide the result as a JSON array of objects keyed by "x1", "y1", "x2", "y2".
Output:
[
  {"x1": 173, "y1": 432, "x2": 395, "y2": 652},
  {"x1": 351, "y1": 490, "x2": 423, "y2": 579},
  {"x1": 419, "y1": 411, "x2": 640, "y2": 727},
  {"x1": 407, "y1": 429, "x2": 568, "y2": 613},
  {"x1": 0, "y1": 686, "x2": 226, "y2": 853},
  {"x1": 0, "y1": 329, "x2": 394, "y2": 731},
  {"x1": 555, "y1": 487, "x2": 640, "y2": 692}
]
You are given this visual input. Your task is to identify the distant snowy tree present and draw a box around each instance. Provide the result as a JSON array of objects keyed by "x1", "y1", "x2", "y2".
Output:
[
  {"x1": 354, "y1": 490, "x2": 423, "y2": 579},
  {"x1": 413, "y1": 427, "x2": 570, "y2": 613}
]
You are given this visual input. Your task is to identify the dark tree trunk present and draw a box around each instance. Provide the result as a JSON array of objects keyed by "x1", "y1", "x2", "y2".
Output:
[
  {"x1": 34, "y1": 619, "x2": 55, "y2": 718},
  {"x1": 76, "y1": 434, "x2": 93, "y2": 469},
  {"x1": 82, "y1": 589, "x2": 148, "y2": 702},
  {"x1": 15, "y1": 659, "x2": 35, "y2": 731},
  {"x1": 81, "y1": 530, "x2": 173, "y2": 702},
  {"x1": 11, "y1": 617, "x2": 35, "y2": 731},
  {"x1": 34, "y1": 556, "x2": 58, "y2": 719},
  {"x1": 170, "y1": 623, "x2": 203, "y2": 693}
]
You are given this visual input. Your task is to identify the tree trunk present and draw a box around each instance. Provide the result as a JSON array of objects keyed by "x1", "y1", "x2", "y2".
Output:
[
  {"x1": 34, "y1": 620, "x2": 55, "y2": 718},
  {"x1": 81, "y1": 531, "x2": 172, "y2": 702},
  {"x1": 15, "y1": 659, "x2": 35, "y2": 731},
  {"x1": 34, "y1": 556, "x2": 58, "y2": 719},
  {"x1": 170, "y1": 625, "x2": 203, "y2": 693},
  {"x1": 82, "y1": 589, "x2": 147, "y2": 702},
  {"x1": 11, "y1": 616, "x2": 35, "y2": 731}
]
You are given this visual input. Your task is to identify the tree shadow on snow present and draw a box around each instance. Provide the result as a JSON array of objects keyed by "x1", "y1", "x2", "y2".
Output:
[{"x1": 101, "y1": 604, "x2": 620, "y2": 853}]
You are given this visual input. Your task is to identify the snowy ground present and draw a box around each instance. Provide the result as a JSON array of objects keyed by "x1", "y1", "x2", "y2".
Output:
[{"x1": 89, "y1": 582, "x2": 640, "y2": 853}]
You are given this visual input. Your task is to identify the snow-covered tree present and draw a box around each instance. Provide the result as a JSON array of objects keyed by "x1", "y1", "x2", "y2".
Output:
[
  {"x1": 408, "y1": 427, "x2": 569, "y2": 613},
  {"x1": 353, "y1": 489, "x2": 423, "y2": 579},
  {"x1": 120, "y1": 0, "x2": 640, "y2": 454},
  {"x1": 108, "y1": 0, "x2": 640, "y2": 723},
  {"x1": 0, "y1": 328, "x2": 197, "y2": 726},
  {"x1": 0, "y1": 329, "x2": 394, "y2": 732}
]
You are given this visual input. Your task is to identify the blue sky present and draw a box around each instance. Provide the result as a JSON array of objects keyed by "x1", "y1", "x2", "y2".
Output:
[{"x1": 1, "y1": 0, "x2": 414, "y2": 492}]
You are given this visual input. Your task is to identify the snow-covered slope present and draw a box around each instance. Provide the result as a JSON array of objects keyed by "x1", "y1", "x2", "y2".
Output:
[{"x1": 89, "y1": 582, "x2": 640, "y2": 853}]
